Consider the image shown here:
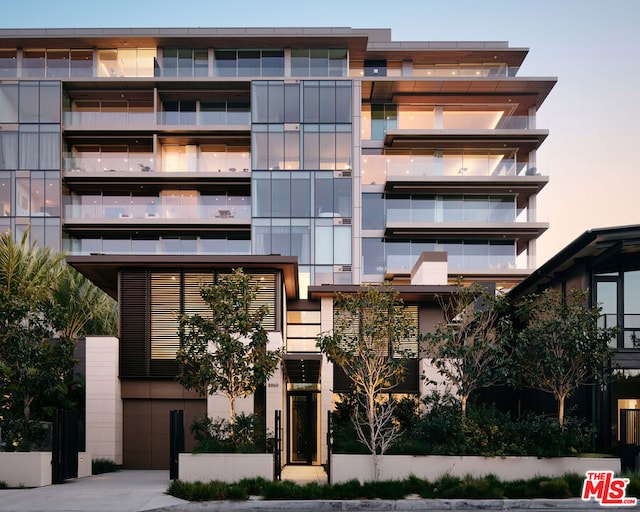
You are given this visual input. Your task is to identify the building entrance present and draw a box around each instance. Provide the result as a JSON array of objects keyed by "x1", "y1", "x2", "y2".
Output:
[{"x1": 288, "y1": 391, "x2": 318, "y2": 464}]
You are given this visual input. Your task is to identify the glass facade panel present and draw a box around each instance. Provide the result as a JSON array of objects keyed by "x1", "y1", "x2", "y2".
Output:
[
  {"x1": 0, "y1": 83, "x2": 19, "y2": 123},
  {"x1": 362, "y1": 193, "x2": 385, "y2": 229}
]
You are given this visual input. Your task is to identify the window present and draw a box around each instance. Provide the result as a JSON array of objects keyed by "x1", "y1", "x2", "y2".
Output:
[
  {"x1": 214, "y1": 49, "x2": 284, "y2": 77},
  {"x1": 291, "y1": 49, "x2": 347, "y2": 77},
  {"x1": 97, "y1": 48, "x2": 156, "y2": 77},
  {"x1": 162, "y1": 48, "x2": 208, "y2": 77}
]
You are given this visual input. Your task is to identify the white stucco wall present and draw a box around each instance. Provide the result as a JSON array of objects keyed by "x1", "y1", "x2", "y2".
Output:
[{"x1": 85, "y1": 336, "x2": 122, "y2": 465}]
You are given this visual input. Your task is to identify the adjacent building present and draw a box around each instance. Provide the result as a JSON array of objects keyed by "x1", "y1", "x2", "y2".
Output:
[
  {"x1": 509, "y1": 225, "x2": 640, "y2": 455},
  {"x1": 0, "y1": 27, "x2": 556, "y2": 469}
]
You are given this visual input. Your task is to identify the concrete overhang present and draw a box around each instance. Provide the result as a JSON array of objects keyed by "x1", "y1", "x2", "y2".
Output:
[
  {"x1": 66, "y1": 254, "x2": 299, "y2": 301},
  {"x1": 362, "y1": 78, "x2": 556, "y2": 111},
  {"x1": 383, "y1": 129, "x2": 549, "y2": 153},
  {"x1": 383, "y1": 175, "x2": 548, "y2": 209}
]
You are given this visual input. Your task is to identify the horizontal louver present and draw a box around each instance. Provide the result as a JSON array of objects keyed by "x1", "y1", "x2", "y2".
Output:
[
  {"x1": 151, "y1": 273, "x2": 181, "y2": 361},
  {"x1": 119, "y1": 269, "x2": 280, "y2": 379},
  {"x1": 334, "y1": 304, "x2": 418, "y2": 357}
]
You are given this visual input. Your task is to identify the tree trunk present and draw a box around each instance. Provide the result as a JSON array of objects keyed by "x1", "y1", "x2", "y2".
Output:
[
  {"x1": 229, "y1": 397, "x2": 235, "y2": 425},
  {"x1": 368, "y1": 390, "x2": 379, "y2": 480},
  {"x1": 461, "y1": 394, "x2": 468, "y2": 420},
  {"x1": 558, "y1": 393, "x2": 566, "y2": 430}
]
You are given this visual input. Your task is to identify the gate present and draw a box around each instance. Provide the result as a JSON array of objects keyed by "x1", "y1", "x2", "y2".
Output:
[
  {"x1": 620, "y1": 409, "x2": 640, "y2": 472},
  {"x1": 169, "y1": 410, "x2": 185, "y2": 480},
  {"x1": 51, "y1": 409, "x2": 79, "y2": 484},
  {"x1": 274, "y1": 410, "x2": 282, "y2": 481}
]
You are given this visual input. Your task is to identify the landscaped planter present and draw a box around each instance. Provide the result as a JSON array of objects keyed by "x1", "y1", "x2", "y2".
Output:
[
  {"x1": 178, "y1": 453, "x2": 273, "y2": 483},
  {"x1": 331, "y1": 454, "x2": 621, "y2": 483},
  {"x1": 0, "y1": 452, "x2": 52, "y2": 487}
]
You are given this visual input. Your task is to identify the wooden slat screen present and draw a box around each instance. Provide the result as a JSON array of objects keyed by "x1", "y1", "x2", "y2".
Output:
[{"x1": 119, "y1": 270, "x2": 149, "y2": 377}]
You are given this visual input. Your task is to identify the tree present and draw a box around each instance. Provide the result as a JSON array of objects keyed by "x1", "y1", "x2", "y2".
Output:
[
  {"x1": 514, "y1": 287, "x2": 617, "y2": 429},
  {"x1": 0, "y1": 231, "x2": 76, "y2": 450},
  {"x1": 423, "y1": 282, "x2": 512, "y2": 419},
  {"x1": 317, "y1": 283, "x2": 416, "y2": 480},
  {"x1": 49, "y1": 265, "x2": 118, "y2": 341},
  {"x1": 176, "y1": 268, "x2": 281, "y2": 425}
]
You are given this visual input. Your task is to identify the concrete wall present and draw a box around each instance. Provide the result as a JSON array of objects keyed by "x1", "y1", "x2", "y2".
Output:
[
  {"x1": 331, "y1": 454, "x2": 621, "y2": 483},
  {"x1": 179, "y1": 453, "x2": 272, "y2": 483},
  {"x1": 0, "y1": 452, "x2": 52, "y2": 487},
  {"x1": 85, "y1": 336, "x2": 122, "y2": 465}
]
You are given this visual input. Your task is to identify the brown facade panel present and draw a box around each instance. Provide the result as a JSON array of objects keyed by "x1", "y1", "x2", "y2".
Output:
[{"x1": 123, "y1": 398, "x2": 206, "y2": 470}]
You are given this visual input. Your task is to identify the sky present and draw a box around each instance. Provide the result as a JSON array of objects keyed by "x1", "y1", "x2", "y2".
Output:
[{"x1": 1, "y1": 0, "x2": 639, "y2": 266}]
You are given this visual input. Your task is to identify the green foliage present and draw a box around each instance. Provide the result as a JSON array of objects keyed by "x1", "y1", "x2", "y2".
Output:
[
  {"x1": 0, "y1": 230, "x2": 116, "y2": 451},
  {"x1": 49, "y1": 265, "x2": 118, "y2": 340},
  {"x1": 423, "y1": 281, "x2": 513, "y2": 417},
  {"x1": 0, "y1": 417, "x2": 47, "y2": 452},
  {"x1": 334, "y1": 391, "x2": 594, "y2": 457},
  {"x1": 513, "y1": 288, "x2": 618, "y2": 428},
  {"x1": 0, "y1": 481, "x2": 7, "y2": 489},
  {"x1": 317, "y1": 284, "x2": 416, "y2": 467},
  {"x1": 190, "y1": 413, "x2": 270, "y2": 453},
  {"x1": 177, "y1": 269, "x2": 281, "y2": 423},
  {"x1": 91, "y1": 458, "x2": 119, "y2": 474},
  {"x1": 168, "y1": 473, "x2": 590, "y2": 501}
]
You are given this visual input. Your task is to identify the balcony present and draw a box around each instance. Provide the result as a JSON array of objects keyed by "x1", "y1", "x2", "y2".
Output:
[
  {"x1": 63, "y1": 195, "x2": 251, "y2": 227},
  {"x1": 64, "y1": 110, "x2": 155, "y2": 128},
  {"x1": 63, "y1": 151, "x2": 251, "y2": 176}
]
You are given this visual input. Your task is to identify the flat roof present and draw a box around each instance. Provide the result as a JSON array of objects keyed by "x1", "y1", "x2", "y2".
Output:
[
  {"x1": 0, "y1": 27, "x2": 529, "y2": 65},
  {"x1": 510, "y1": 224, "x2": 640, "y2": 298}
]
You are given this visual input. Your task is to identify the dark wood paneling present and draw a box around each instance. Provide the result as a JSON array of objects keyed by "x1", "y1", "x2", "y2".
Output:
[
  {"x1": 119, "y1": 270, "x2": 149, "y2": 377},
  {"x1": 123, "y1": 397, "x2": 206, "y2": 469}
]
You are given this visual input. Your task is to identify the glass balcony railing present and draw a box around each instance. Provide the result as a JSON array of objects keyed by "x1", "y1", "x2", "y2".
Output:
[
  {"x1": 64, "y1": 154, "x2": 156, "y2": 173},
  {"x1": 64, "y1": 236, "x2": 251, "y2": 256},
  {"x1": 63, "y1": 152, "x2": 251, "y2": 174},
  {"x1": 64, "y1": 196, "x2": 251, "y2": 221},
  {"x1": 361, "y1": 153, "x2": 540, "y2": 184},
  {"x1": 157, "y1": 110, "x2": 251, "y2": 126},
  {"x1": 64, "y1": 110, "x2": 155, "y2": 126}
]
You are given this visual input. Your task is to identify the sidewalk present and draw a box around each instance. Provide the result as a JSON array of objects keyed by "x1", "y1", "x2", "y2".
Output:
[{"x1": 0, "y1": 470, "x2": 628, "y2": 511}]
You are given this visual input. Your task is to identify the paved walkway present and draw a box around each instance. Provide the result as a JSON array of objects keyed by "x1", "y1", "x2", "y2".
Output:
[
  {"x1": 0, "y1": 470, "x2": 184, "y2": 512},
  {"x1": 0, "y1": 469, "x2": 629, "y2": 511}
]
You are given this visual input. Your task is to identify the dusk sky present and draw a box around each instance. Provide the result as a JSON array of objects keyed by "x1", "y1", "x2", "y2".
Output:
[{"x1": 2, "y1": 0, "x2": 639, "y2": 266}]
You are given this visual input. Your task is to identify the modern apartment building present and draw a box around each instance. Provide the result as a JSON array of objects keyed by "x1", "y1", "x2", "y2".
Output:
[{"x1": 0, "y1": 27, "x2": 556, "y2": 469}]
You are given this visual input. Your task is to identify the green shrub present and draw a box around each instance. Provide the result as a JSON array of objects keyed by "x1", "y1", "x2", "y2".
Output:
[
  {"x1": 166, "y1": 473, "x2": 588, "y2": 501},
  {"x1": 167, "y1": 479, "x2": 229, "y2": 501},
  {"x1": 190, "y1": 413, "x2": 270, "y2": 453},
  {"x1": 0, "y1": 481, "x2": 8, "y2": 489},
  {"x1": 91, "y1": 458, "x2": 118, "y2": 474},
  {"x1": 0, "y1": 417, "x2": 48, "y2": 452},
  {"x1": 538, "y1": 478, "x2": 572, "y2": 499}
]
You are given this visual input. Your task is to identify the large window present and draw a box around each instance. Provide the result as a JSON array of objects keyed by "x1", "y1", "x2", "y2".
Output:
[
  {"x1": 214, "y1": 49, "x2": 284, "y2": 77},
  {"x1": 162, "y1": 48, "x2": 208, "y2": 77},
  {"x1": 291, "y1": 49, "x2": 347, "y2": 77},
  {"x1": 97, "y1": 48, "x2": 156, "y2": 77},
  {"x1": 362, "y1": 239, "x2": 516, "y2": 275},
  {"x1": 596, "y1": 269, "x2": 640, "y2": 349}
]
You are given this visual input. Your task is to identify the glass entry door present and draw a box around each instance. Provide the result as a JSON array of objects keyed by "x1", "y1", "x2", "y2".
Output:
[{"x1": 288, "y1": 392, "x2": 318, "y2": 464}]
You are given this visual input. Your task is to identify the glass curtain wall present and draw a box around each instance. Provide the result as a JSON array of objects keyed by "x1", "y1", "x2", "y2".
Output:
[
  {"x1": 0, "y1": 81, "x2": 61, "y2": 249},
  {"x1": 251, "y1": 80, "x2": 352, "y2": 285}
]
